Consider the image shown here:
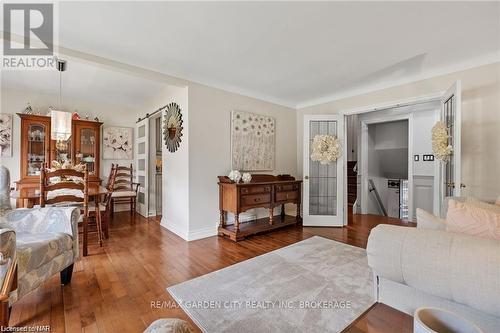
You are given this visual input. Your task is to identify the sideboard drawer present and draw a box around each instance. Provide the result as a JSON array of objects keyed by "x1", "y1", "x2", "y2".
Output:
[
  {"x1": 275, "y1": 191, "x2": 299, "y2": 202},
  {"x1": 276, "y1": 184, "x2": 299, "y2": 192},
  {"x1": 240, "y1": 186, "x2": 271, "y2": 195},
  {"x1": 241, "y1": 193, "x2": 271, "y2": 206}
]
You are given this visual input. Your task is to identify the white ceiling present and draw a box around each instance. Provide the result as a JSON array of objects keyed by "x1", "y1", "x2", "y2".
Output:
[
  {"x1": 2, "y1": 56, "x2": 167, "y2": 109},
  {"x1": 4, "y1": 2, "x2": 500, "y2": 109}
]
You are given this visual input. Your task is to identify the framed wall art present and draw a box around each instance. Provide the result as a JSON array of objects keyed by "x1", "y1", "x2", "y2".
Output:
[
  {"x1": 102, "y1": 126, "x2": 133, "y2": 159},
  {"x1": 231, "y1": 110, "x2": 275, "y2": 171},
  {"x1": 0, "y1": 113, "x2": 13, "y2": 157}
]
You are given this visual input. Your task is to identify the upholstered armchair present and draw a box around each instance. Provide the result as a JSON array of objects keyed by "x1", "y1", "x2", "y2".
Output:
[{"x1": 0, "y1": 206, "x2": 80, "y2": 326}]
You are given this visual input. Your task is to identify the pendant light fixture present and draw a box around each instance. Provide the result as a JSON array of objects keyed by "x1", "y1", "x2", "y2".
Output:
[{"x1": 51, "y1": 58, "x2": 72, "y2": 142}]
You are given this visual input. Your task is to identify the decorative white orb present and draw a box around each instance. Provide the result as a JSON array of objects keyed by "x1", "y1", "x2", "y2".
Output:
[
  {"x1": 242, "y1": 172, "x2": 252, "y2": 183},
  {"x1": 228, "y1": 170, "x2": 242, "y2": 183}
]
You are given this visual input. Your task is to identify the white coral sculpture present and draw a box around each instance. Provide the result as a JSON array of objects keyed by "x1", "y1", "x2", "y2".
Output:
[
  {"x1": 310, "y1": 134, "x2": 342, "y2": 165},
  {"x1": 431, "y1": 121, "x2": 453, "y2": 162}
]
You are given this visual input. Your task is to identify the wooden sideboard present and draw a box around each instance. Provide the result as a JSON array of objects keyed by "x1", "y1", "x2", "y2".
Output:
[{"x1": 218, "y1": 174, "x2": 302, "y2": 241}]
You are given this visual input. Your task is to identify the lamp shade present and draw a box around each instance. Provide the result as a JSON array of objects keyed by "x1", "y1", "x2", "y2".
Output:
[{"x1": 50, "y1": 110, "x2": 72, "y2": 141}]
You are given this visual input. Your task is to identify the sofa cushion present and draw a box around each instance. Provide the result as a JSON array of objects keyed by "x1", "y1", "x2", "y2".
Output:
[
  {"x1": 416, "y1": 208, "x2": 446, "y2": 230},
  {"x1": 446, "y1": 199, "x2": 500, "y2": 240},
  {"x1": 16, "y1": 232, "x2": 73, "y2": 277}
]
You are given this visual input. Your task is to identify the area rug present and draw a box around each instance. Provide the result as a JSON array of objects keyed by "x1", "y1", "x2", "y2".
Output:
[{"x1": 167, "y1": 236, "x2": 374, "y2": 333}]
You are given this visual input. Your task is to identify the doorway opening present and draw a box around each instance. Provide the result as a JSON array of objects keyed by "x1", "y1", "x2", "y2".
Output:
[
  {"x1": 365, "y1": 119, "x2": 409, "y2": 219},
  {"x1": 344, "y1": 100, "x2": 441, "y2": 223}
]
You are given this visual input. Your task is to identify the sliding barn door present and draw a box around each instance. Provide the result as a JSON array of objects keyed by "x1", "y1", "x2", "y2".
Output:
[
  {"x1": 135, "y1": 119, "x2": 149, "y2": 217},
  {"x1": 440, "y1": 81, "x2": 463, "y2": 206},
  {"x1": 303, "y1": 115, "x2": 344, "y2": 226}
]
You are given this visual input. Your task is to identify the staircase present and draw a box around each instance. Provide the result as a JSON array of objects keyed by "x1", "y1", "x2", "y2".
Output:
[{"x1": 347, "y1": 161, "x2": 357, "y2": 214}]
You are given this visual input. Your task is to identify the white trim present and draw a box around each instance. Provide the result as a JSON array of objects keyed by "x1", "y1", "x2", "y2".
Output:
[
  {"x1": 297, "y1": 53, "x2": 500, "y2": 109},
  {"x1": 187, "y1": 226, "x2": 218, "y2": 241},
  {"x1": 160, "y1": 217, "x2": 189, "y2": 240}
]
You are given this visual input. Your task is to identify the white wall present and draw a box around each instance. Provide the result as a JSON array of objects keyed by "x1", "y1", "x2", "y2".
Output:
[
  {"x1": 187, "y1": 83, "x2": 297, "y2": 240},
  {"x1": 141, "y1": 85, "x2": 190, "y2": 239}
]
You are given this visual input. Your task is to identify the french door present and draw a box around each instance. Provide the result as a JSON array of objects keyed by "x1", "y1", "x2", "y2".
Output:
[
  {"x1": 135, "y1": 118, "x2": 149, "y2": 217},
  {"x1": 439, "y1": 80, "x2": 463, "y2": 210},
  {"x1": 303, "y1": 115, "x2": 344, "y2": 226}
]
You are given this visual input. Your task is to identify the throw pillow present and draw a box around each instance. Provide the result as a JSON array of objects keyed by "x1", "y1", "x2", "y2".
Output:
[
  {"x1": 416, "y1": 208, "x2": 446, "y2": 230},
  {"x1": 446, "y1": 199, "x2": 500, "y2": 240}
]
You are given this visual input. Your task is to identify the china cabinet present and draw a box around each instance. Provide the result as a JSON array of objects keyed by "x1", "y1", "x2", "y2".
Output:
[{"x1": 15, "y1": 114, "x2": 103, "y2": 207}]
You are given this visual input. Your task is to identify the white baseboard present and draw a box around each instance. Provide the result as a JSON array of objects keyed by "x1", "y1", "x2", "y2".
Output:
[
  {"x1": 160, "y1": 217, "x2": 188, "y2": 240},
  {"x1": 187, "y1": 225, "x2": 218, "y2": 241}
]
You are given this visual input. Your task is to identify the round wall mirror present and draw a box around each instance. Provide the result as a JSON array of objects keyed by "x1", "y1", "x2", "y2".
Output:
[{"x1": 163, "y1": 102, "x2": 183, "y2": 152}]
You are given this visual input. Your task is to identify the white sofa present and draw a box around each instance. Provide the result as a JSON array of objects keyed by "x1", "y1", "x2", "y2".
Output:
[{"x1": 367, "y1": 223, "x2": 500, "y2": 332}]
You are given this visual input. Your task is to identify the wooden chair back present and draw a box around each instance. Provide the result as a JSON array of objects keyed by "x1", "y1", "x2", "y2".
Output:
[
  {"x1": 106, "y1": 163, "x2": 115, "y2": 190},
  {"x1": 113, "y1": 164, "x2": 134, "y2": 191},
  {"x1": 40, "y1": 165, "x2": 89, "y2": 217},
  {"x1": 102, "y1": 167, "x2": 117, "y2": 208}
]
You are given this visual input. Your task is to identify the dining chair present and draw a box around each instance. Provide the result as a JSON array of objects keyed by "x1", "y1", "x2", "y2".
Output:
[
  {"x1": 92, "y1": 167, "x2": 117, "y2": 239},
  {"x1": 40, "y1": 166, "x2": 101, "y2": 256},
  {"x1": 110, "y1": 164, "x2": 139, "y2": 215}
]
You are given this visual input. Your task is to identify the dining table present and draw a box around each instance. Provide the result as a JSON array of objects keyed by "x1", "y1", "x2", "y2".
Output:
[{"x1": 11, "y1": 185, "x2": 109, "y2": 208}]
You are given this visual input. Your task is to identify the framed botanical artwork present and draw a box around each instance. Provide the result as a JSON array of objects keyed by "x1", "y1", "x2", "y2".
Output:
[
  {"x1": 0, "y1": 113, "x2": 13, "y2": 157},
  {"x1": 231, "y1": 110, "x2": 275, "y2": 171},
  {"x1": 102, "y1": 126, "x2": 133, "y2": 159}
]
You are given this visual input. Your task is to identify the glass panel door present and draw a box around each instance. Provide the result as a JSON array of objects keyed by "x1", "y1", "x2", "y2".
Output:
[
  {"x1": 27, "y1": 123, "x2": 47, "y2": 176},
  {"x1": 135, "y1": 119, "x2": 149, "y2": 217},
  {"x1": 303, "y1": 115, "x2": 344, "y2": 226},
  {"x1": 438, "y1": 81, "x2": 462, "y2": 217},
  {"x1": 309, "y1": 120, "x2": 338, "y2": 216}
]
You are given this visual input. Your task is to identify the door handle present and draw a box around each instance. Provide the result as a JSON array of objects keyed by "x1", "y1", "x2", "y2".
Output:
[
  {"x1": 447, "y1": 182, "x2": 466, "y2": 189},
  {"x1": 304, "y1": 176, "x2": 309, "y2": 180}
]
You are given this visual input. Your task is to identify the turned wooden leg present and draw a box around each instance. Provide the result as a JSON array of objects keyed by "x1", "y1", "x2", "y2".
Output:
[
  {"x1": 281, "y1": 204, "x2": 285, "y2": 218},
  {"x1": 269, "y1": 208, "x2": 274, "y2": 225},
  {"x1": 234, "y1": 213, "x2": 240, "y2": 233},
  {"x1": 60, "y1": 264, "x2": 74, "y2": 285},
  {"x1": 83, "y1": 216, "x2": 89, "y2": 256},
  {"x1": 219, "y1": 210, "x2": 225, "y2": 228}
]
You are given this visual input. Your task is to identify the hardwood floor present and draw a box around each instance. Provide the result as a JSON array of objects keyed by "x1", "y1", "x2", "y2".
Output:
[{"x1": 8, "y1": 212, "x2": 414, "y2": 333}]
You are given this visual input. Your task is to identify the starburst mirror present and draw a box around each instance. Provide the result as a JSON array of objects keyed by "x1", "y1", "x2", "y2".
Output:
[{"x1": 163, "y1": 102, "x2": 183, "y2": 152}]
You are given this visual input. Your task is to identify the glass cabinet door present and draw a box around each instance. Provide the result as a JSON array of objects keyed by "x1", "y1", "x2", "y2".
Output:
[
  {"x1": 76, "y1": 128, "x2": 97, "y2": 174},
  {"x1": 27, "y1": 123, "x2": 47, "y2": 176}
]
